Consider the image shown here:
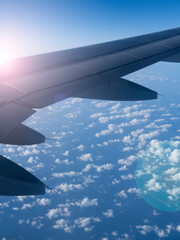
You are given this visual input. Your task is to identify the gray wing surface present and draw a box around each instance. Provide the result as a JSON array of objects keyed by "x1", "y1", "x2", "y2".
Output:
[
  {"x1": 1, "y1": 27, "x2": 180, "y2": 195},
  {"x1": 1, "y1": 26, "x2": 180, "y2": 141}
]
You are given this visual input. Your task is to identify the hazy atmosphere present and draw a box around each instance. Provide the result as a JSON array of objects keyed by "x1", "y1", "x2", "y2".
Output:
[{"x1": 0, "y1": 1, "x2": 180, "y2": 239}]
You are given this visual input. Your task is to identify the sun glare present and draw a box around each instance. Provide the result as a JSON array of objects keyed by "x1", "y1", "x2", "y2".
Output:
[{"x1": 0, "y1": 49, "x2": 12, "y2": 66}]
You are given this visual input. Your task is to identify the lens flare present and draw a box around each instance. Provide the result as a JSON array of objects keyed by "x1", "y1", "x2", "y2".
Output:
[{"x1": 0, "y1": 48, "x2": 12, "y2": 70}]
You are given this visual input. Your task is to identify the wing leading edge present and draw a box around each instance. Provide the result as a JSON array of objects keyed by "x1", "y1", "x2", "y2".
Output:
[{"x1": 1, "y1": 27, "x2": 180, "y2": 195}]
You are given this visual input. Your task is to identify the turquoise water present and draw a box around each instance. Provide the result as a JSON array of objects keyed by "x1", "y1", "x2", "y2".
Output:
[{"x1": 136, "y1": 140, "x2": 180, "y2": 212}]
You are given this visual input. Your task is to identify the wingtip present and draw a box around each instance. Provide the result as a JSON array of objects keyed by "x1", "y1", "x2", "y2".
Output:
[{"x1": 158, "y1": 93, "x2": 165, "y2": 97}]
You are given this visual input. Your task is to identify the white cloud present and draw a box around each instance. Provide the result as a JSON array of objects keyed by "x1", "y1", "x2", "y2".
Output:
[
  {"x1": 47, "y1": 208, "x2": 60, "y2": 219},
  {"x1": 121, "y1": 174, "x2": 134, "y2": 180},
  {"x1": 47, "y1": 207, "x2": 70, "y2": 219},
  {"x1": 27, "y1": 156, "x2": 36, "y2": 164},
  {"x1": 177, "y1": 225, "x2": 180, "y2": 232},
  {"x1": 122, "y1": 147, "x2": 133, "y2": 152},
  {"x1": 36, "y1": 198, "x2": 51, "y2": 206},
  {"x1": 53, "y1": 219, "x2": 72, "y2": 233},
  {"x1": 122, "y1": 135, "x2": 132, "y2": 145},
  {"x1": 96, "y1": 163, "x2": 114, "y2": 172},
  {"x1": 171, "y1": 173, "x2": 180, "y2": 181},
  {"x1": 83, "y1": 163, "x2": 114, "y2": 172},
  {"x1": 77, "y1": 144, "x2": 85, "y2": 151},
  {"x1": 145, "y1": 179, "x2": 162, "y2": 192},
  {"x1": 116, "y1": 190, "x2": 127, "y2": 199},
  {"x1": 52, "y1": 171, "x2": 81, "y2": 178},
  {"x1": 74, "y1": 217, "x2": 100, "y2": 230},
  {"x1": 56, "y1": 183, "x2": 83, "y2": 192},
  {"x1": 90, "y1": 112, "x2": 103, "y2": 118},
  {"x1": 63, "y1": 150, "x2": 69, "y2": 156},
  {"x1": 95, "y1": 124, "x2": 123, "y2": 137},
  {"x1": 21, "y1": 203, "x2": 35, "y2": 210},
  {"x1": 76, "y1": 197, "x2": 98, "y2": 208},
  {"x1": 169, "y1": 149, "x2": 180, "y2": 164},
  {"x1": 79, "y1": 153, "x2": 93, "y2": 162},
  {"x1": 103, "y1": 209, "x2": 113, "y2": 218},
  {"x1": 166, "y1": 187, "x2": 180, "y2": 197},
  {"x1": 165, "y1": 167, "x2": 178, "y2": 175},
  {"x1": 128, "y1": 188, "x2": 139, "y2": 194}
]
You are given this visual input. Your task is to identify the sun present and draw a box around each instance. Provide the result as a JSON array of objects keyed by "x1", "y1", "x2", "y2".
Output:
[
  {"x1": 0, "y1": 49, "x2": 12, "y2": 66},
  {"x1": 0, "y1": 46, "x2": 17, "y2": 73}
]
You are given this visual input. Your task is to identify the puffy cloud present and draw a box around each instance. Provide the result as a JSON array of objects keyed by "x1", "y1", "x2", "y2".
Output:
[
  {"x1": 136, "y1": 225, "x2": 168, "y2": 238},
  {"x1": 152, "y1": 209, "x2": 161, "y2": 216},
  {"x1": 47, "y1": 208, "x2": 60, "y2": 219},
  {"x1": 145, "y1": 179, "x2": 162, "y2": 192},
  {"x1": 128, "y1": 188, "x2": 139, "y2": 194},
  {"x1": 21, "y1": 203, "x2": 35, "y2": 210},
  {"x1": 95, "y1": 124, "x2": 123, "y2": 137},
  {"x1": 90, "y1": 112, "x2": 103, "y2": 118},
  {"x1": 136, "y1": 140, "x2": 180, "y2": 210},
  {"x1": 96, "y1": 163, "x2": 114, "y2": 172},
  {"x1": 165, "y1": 167, "x2": 178, "y2": 175},
  {"x1": 177, "y1": 225, "x2": 180, "y2": 232},
  {"x1": 52, "y1": 171, "x2": 81, "y2": 178},
  {"x1": 171, "y1": 173, "x2": 180, "y2": 181},
  {"x1": 36, "y1": 198, "x2": 51, "y2": 206},
  {"x1": 122, "y1": 147, "x2": 133, "y2": 152},
  {"x1": 74, "y1": 217, "x2": 100, "y2": 231},
  {"x1": 169, "y1": 149, "x2": 180, "y2": 164},
  {"x1": 103, "y1": 209, "x2": 114, "y2": 218},
  {"x1": 27, "y1": 156, "x2": 36, "y2": 164},
  {"x1": 53, "y1": 219, "x2": 72, "y2": 233},
  {"x1": 47, "y1": 207, "x2": 70, "y2": 219},
  {"x1": 77, "y1": 144, "x2": 85, "y2": 151},
  {"x1": 79, "y1": 153, "x2": 93, "y2": 162},
  {"x1": 83, "y1": 163, "x2": 114, "y2": 173},
  {"x1": 76, "y1": 197, "x2": 98, "y2": 208},
  {"x1": 166, "y1": 187, "x2": 180, "y2": 198},
  {"x1": 121, "y1": 174, "x2": 134, "y2": 180},
  {"x1": 122, "y1": 135, "x2": 132, "y2": 145},
  {"x1": 131, "y1": 129, "x2": 144, "y2": 137},
  {"x1": 63, "y1": 150, "x2": 69, "y2": 156},
  {"x1": 56, "y1": 183, "x2": 83, "y2": 192},
  {"x1": 118, "y1": 155, "x2": 137, "y2": 168},
  {"x1": 116, "y1": 190, "x2": 127, "y2": 199}
]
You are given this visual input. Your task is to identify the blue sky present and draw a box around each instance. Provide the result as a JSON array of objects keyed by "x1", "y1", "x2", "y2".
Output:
[
  {"x1": 1, "y1": 1, "x2": 180, "y2": 239},
  {"x1": 0, "y1": 64, "x2": 180, "y2": 239},
  {"x1": 1, "y1": 0, "x2": 180, "y2": 58}
]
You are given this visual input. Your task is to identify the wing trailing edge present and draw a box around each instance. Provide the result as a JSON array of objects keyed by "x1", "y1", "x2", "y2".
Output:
[
  {"x1": 163, "y1": 52, "x2": 180, "y2": 62},
  {"x1": 0, "y1": 124, "x2": 45, "y2": 145},
  {"x1": 73, "y1": 77, "x2": 157, "y2": 101},
  {"x1": 0, "y1": 155, "x2": 45, "y2": 196}
]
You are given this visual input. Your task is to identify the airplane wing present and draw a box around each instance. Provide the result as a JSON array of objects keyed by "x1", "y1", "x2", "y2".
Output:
[{"x1": 1, "y1": 27, "x2": 180, "y2": 195}]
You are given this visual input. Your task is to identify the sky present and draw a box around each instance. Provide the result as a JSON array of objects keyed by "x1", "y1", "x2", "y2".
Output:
[
  {"x1": 0, "y1": 63, "x2": 179, "y2": 239},
  {"x1": 0, "y1": 1, "x2": 180, "y2": 240},
  {"x1": 1, "y1": 0, "x2": 180, "y2": 59}
]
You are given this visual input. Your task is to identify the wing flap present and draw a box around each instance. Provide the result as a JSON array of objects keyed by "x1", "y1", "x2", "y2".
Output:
[
  {"x1": 0, "y1": 103, "x2": 35, "y2": 139},
  {"x1": 0, "y1": 155, "x2": 45, "y2": 195},
  {"x1": 0, "y1": 124, "x2": 45, "y2": 145},
  {"x1": 73, "y1": 77, "x2": 157, "y2": 101},
  {"x1": 18, "y1": 75, "x2": 102, "y2": 108},
  {"x1": 162, "y1": 52, "x2": 180, "y2": 62}
]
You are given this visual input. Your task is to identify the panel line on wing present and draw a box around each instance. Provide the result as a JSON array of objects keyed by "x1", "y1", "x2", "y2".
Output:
[
  {"x1": 14, "y1": 45, "x2": 180, "y2": 97},
  {"x1": 2, "y1": 28, "x2": 180, "y2": 82},
  {"x1": 154, "y1": 43, "x2": 174, "y2": 49}
]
